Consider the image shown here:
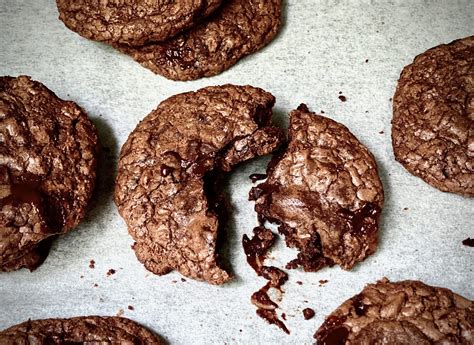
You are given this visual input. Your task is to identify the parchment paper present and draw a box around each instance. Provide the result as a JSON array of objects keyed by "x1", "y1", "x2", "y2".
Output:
[{"x1": 0, "y1": 1, "x2": 473, "y2": 344}]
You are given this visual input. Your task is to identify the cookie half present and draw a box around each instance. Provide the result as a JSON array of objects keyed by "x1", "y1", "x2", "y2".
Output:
[
  {"x1": 56, "y1": 0, "x2": 223, "y2": 46},
  {"x1": 0, "y1": 76, "x2": 98, "y2": 271},
  {"x1": 392, "y1": 36, "x2": 473, "y2": 196},
  {"x1": 314, "y1": 278, "x2": 473, "y2": 344},
  {"x1": 115, "y1": 0, "x2": 282, "y2": 80},
  {"x1": 250, "y1": 104, "x2": 384, "y2": 271},
  {"x1": 0, "y1": 316, "x2": 164, "y2": 344},
  {"x1": 114, "y1": 85, "x2": 284, "y2": 284}
]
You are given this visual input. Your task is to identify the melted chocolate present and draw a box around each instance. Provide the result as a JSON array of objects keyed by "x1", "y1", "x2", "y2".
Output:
[
  {"x1": 315, "y1": 315, "x2": 348, "y2": 345},
  {"x1": 244, "y1": 226, "x2": 290, "y2": 334},
  {"x1": 249, "y1": 173, "x2": 267, "y2": 183},
  {"x1": 242, "y1": 226, "x2": 275, "y2": 274},
  {"x1": 352, "y1": 294, "x2": 368, "y2": 316},
  {"x1": 0, "y1": 181, "x2": 43, "y2": 208},
  {"x1": 251, "y1": 282, "x2": 278, "y2": 309},
  {"x1": 319, "y1": 326, "x2": 349, "y2": 345},
  {"x1": 261, "y1": 266, "x2": 288, "y2": 288},
  {"x1": 160, "y1": 164, "x2": 175, "y2": 177},
  {"x1": 340, "y1": 203, "x2": 381, "y2": 237},
  {"x1": 462, "y1": 238, "x2": 474, "y2": 247},
  {"x1": 256, "y1": 309, "x2": 290, "y2": 335}
]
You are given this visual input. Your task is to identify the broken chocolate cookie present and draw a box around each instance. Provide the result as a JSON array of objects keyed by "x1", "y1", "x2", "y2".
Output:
[
  {"x1": 56, "y1": 0, "x2": 223, "y2": 46},
  {"x1": 114, "y1": 85, "x2": 284, "y2": 284},
  {"x1": 0, "y1": 76, "x2": 98, "y2": 272},
  {"x1": 392, "y1": 36, "x2": 474, "y2": 196},
  {"x1": 115, "y1": 0, "x2": 282, "y2": 80},
  {"x1": 250, "y1": 104, "x2": 384, "y2": 272},
  {"x1": 0, "y1": 316, "x2": 164, "y2": 344},
  {"x1": 314, "y1": 278, "x2": 473, "y2": 344}
]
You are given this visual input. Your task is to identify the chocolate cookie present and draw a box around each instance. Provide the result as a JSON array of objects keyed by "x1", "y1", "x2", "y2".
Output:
[
  {"x1": 0, "y1": 316, "x2": 164, "y2": 344},
  {"x1": 250, "y1": 104, "x2": 384, "y2": 271},
  {"x1": 114, "y1": 85, "x2": 284, "y2": 284},
  {"x1": 115, "y1": 0, "x2": 282, "y2": 80},
  {"x1": 56, "y1": 0, "x2": 223, "y2": 46},
  {"x1": 0, "y1": 76, "x2": 98, "y2": 272},
  {"x1": 314, "y1": 278, "x2": 473, "y2": 344},
  {"x1": 392, "y1": 36, "x2": 474, "y2": 196}
]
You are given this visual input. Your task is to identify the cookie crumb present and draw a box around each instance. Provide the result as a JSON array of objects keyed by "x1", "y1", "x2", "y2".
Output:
[
  {"x1": 89, "y1": 260, "x2": 95, "y2": 269},
  {"x1": 365, "y1": 59, "x2": 369, "y2": 63},
  {"x1": 93, "y1": 283, "x2": 99, "y2": 288},
  {"x1": 128, "y1": 305, "x2": 134, "y2": 311},
  {"x1": 80, "y1": 275, "x2": 84, "y2": 279},
  {"x1": 181, "y1": 278, "x2": 187, "y2": 282},
  {"x1": 117, "y1": 309, "x2": 124, "y2": 317},
  {"x1": 403, "y1": 207, "x2": 409, "y2": 211},
  {"x1": 296, "y1": 281, "x2": 303, "y2": 285},
  {"x1": 338, "y1": 95, "x2": 347, "y2": 102},
  {"x1": 107, "y1": 269, "x2": 116, "y2": 276},
  {"x1": 281, "y1": 313, "x2": 287, "y2": 320},
  {"x1": 379, "y1": 130, "x2": 384, "y2": 134},
  {"x1": 462, "y1": 238, "x2": 474, "y2": 247},
  {"x1": 319, "y1": 279, "x2": 328, "y2": 286},
  {"x1": 303, "y1": 308, "x2": 315, "y2": 320},
  {"x1": 320, "y1": 110, "x2": 325, "y2": 114}
]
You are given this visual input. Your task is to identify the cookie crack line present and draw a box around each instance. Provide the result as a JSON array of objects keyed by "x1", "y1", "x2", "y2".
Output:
[{"x1": 114, "y1": 84, "x2": 284, "y2": 285}]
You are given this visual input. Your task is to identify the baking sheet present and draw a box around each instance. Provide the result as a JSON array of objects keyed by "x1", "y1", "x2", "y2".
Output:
[{"x1": 0, "y1": 0, "x2": 473, "y2": 344}]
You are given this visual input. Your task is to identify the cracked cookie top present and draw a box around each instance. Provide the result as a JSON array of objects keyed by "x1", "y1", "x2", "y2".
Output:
[
  {"x1": 0, "y1": 316, "x2": 164, "y2": 344},
  {"x1": 0, "y1": 76, "x2": 98, "y2": 271},
  {"x1": 392, "y1": 36, "x2": 474, "y2": 196},
  {"x1": 250, "y1": 104, "x2": 384, "y2": 272},
  {"x1": 315, "y1": 278, "x2": 473, "y2": 344},
  {"x1": 56, "y1": 0, "x2": 223, "y2": 46},
  {"x1": 114, "y1": 84, "x2": 283, "y2": 284}
]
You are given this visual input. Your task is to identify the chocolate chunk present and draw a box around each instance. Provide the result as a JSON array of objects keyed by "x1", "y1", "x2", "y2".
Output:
[
  {"x1": 303, "y1": 308, "x2": 315, "y2": 320},
  {"x1": 462, "y1": 238, "x2": 474, "y2": 247},
  {"x1": 249, "y1": 173, "x2": 268, "y2": 183},
  {"x1": 115, "y1": 0, "x2": 282, "y2": 80},
  {"x1": 242, "y1": 226, "x2": 276, "y2": 274},
  {"x1": 392, "y1": 36, "x2": 474, "y2": 196},
  {"x1": 56, "y1": 0, "x2": 223, "y2": 46},
  {"x1": 250, "y1": 104, "x2": 384, "y2": 271},
  {"x1": 115, "y1": 85, "x2": 283, "y2": 284},
  {"x1": 0, "y1": 76, "x2": 98, "y2": 272},
  {"x1": 252, "y1": 281, "x2": 290, "y2": 334},
  {"x1": 0, "y1": 316, "x2": 164, "y2": 343},
  {"x1": 314, "y1": 278, "x2": 473, "y2": 344}
]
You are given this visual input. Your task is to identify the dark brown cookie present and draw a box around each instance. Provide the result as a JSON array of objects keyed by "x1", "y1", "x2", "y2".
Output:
[
  {"x1": 0, "y1": 316, "x2": 164, "y2": 344},
  {"x1": 392, "y1": 36, "x2": 474, "y2": 196},
  {"x1": 114, "y1": 85, "x2": 284, "y2": 284},
  {"x1": 250, "y1": 104, "x2": 384, "y2": 272},
  {"x1": 314, "y1": 278, "x2": 473, "y2": 344},
  {"x1": 56, "y1": 0, "x2": 223, "y2": 46},
  {"x1": 0, "y1": 76, "x2": 98, "y2": 272},
  {"x1": 115, "y1": 0, "x2": 282, "y2": 80}
]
